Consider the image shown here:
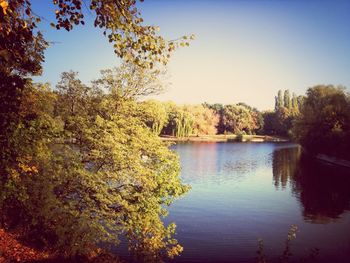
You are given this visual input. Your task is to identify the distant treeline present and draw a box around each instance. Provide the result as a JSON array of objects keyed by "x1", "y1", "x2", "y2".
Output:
[
  {"x1": 143, "y1": 86, "x2": 350, "y2": 160},
  {"x1": 141, "y1": 89, "x2": 302, "y2": 137},
  {"x1": 141, "y1": 101, "x2": 262, "y2": 137}
]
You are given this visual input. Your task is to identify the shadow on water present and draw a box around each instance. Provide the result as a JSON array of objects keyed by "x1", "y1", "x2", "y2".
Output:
[
  {"x1": 115, "y1": 143, "x2": 350, "y2": 262},
  {"x1": 272, "y1": 146, "x2": 350, "y2": 223}
]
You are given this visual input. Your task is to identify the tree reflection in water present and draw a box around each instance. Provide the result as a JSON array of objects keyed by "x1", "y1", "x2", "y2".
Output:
[{"x1": 272, "y1": 145, "x2": 350, "y2": 223}]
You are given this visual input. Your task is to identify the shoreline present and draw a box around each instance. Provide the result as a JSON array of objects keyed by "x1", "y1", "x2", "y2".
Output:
[
  {"x1": 160, "y1": 135, "x2": 289, "y2": 143},
  {"x1": 316, "y1": 154, "x2": 350, "y2": 169}
]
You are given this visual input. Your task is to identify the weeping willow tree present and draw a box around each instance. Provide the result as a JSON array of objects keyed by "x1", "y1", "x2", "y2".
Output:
[
  {"x1": 139, "y1": 100, "x2": 168, "y2": 135},
  {"x1": 174, "y1": 109, "x2": 193, "y2": 138},
  {"x1": 162, "y1": 104, "x2": 193, "y2": 137}
]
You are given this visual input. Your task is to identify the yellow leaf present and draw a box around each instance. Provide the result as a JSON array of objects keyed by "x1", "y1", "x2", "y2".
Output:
[{"x1": 0, "y1": 0, "x2": 9, "y2": 15}]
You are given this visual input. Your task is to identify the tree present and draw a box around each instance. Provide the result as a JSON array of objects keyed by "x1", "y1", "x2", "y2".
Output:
[
  {"x1": 162, "y1": 103, "x2": 193, "y2": 137},
  {"x1": 92, "y1": 64, "x2": 166, "y2": 101},
  {"x1": 263, "y1": 107, "x2": 292, "y2": 136},
  {"x1": 139, "y1": 100, "x2": 168, "y2": 135},
  {"x1": 0, "y1": 0, "x2": 48, "y2": 187},
  {"x1": 292, "y1": 93, "x2": 298, "y2": 112},
  {"x1": 262, "y1": 111, "x2": 279, "y2": 135},
  {"x1": 275, "y1": 90, "x2": 284, "y2": 110},
  {"x1": 237, "y1": 102, "x2": 264, "y2": 133},
  {"x1": 1, "y1": 0, "x2": 192, "y2": 69},
  {"x1": 222, "y1": 104, "x2": 258, "y2": 134},
  {"x1": 293, "y1": 85, "x2": 350, "y2": 160},
  {"x1": 1, "y1": 0, "x2": 190, "y2": 188},
  {"x1": 1, "y1": 1, "x2": 192, "y2": 260},
  {"x1": 55, "y1": 71, "x2": 90, "y2": 117},
  {"x1": 297, "y1": 95, "x2": 304, "y2": 110},
  {"x1": 266, "y1": 90, "x2": 301, "y2": 137},
  {"x1": 203, "y1": 103, "x2": 225, "y2": 134},
  {"x1": 55, "y1": 72, "x2": 188, "y2": 258},
  {"x1": 182, "y1": 104, "x2": 219, "y2": 135},
  {"x1": 275, "y1": 107, "x2": 293, "y2": 135},
  {"x1": 284, "y1": 90, "x2": 291, "y2": 109},
  {"x1": 0, "y1": 1, "x2": 47, "y2": 76},
  {"x1": 0, "y1": 0, "x2": 191, "y2": 191},
  {"x1": 1, "y1": 68, "x2": 189, "y2": 260}
]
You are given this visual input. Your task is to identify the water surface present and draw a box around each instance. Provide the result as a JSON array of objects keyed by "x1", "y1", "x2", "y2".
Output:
[{"x1": 165, "y1": 142, "x2": 350, "y2": 262}]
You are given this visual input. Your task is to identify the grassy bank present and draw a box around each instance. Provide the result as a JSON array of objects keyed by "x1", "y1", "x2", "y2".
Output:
[{"x1": 160, "y1": 134, "x2": 289, "y2": 143}]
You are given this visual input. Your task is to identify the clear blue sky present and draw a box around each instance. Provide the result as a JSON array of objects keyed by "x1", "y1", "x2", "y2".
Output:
[{"x1": 32, "y1": 0, "x2": 350, "y2": 110}]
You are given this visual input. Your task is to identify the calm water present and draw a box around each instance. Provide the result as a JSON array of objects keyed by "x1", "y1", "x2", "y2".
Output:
[
  {"x1": 164, "y1": 142, "x2": 350, "y2": 263},
  {"x1": 117, "y1": 142, "x2": 350, "y2": 262}
]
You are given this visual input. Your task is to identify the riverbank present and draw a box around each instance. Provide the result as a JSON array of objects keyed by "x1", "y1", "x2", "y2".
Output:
[
  {"x1": 0, "y1": 228, "x2": 50, "y2": 262},
  {"x1": 0, "y1": 228, "x2": 122, "y2": 263},
  {"x1": 160, "y1": 134, "x2": 289, "y2": 143},
  {"x1": 316, "y1": 154, "x2": 350, "y2": 169}
]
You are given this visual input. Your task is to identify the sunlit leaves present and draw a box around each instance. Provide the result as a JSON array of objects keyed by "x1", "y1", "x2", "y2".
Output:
[
  {"x1": 52, "y1": 70, "x2": 189, "y2": 258},
  {"x1": 0, "y1": 1, "x2": 48, "y2": 76},
  {"x1": 1, "y1": 1, "x2": 192, "y2": 260},
  {"x1": 184, "y1": 104, "x2": 219, "y2": 135},
  {"x1": 50, "y1": 0, "x2": 194, "y2": 68},
  {"x1": 222, "y1": 104, "x2": 261, "y2": 135},
  {"x1": 162, "y1": 103, "x2": 194, "y2": 137},
  {"x1": 92, "y1": 63, "x2": 166, "y2": 101},
  {"x1": 1, "y1": 67, "x2": 188, "y2": 260},
  {"x1": 0, "y1": 0, "x2": 9, "y2": 15},
  {"x1": 264, "y1": 90, "x2": 302, "y2": 136},
  {"x1": 2, "y1": 0, "x2": 193, "y2": 73},
  {"x1": 139, "y1": 100, "x2": 168, "y2": 135}
]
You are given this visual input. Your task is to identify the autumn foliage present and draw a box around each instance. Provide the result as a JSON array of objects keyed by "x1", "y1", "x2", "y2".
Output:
[{"x1": 0, "y1": 228, "x2": 49, "y2": 262}]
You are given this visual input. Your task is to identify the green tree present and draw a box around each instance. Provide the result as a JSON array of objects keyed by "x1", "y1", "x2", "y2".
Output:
[
  {"x1": 262, "y1": 111, "x2": 279, "y2": 135},
  {"x1": 1, "y1": 1, "x2": 191, "y2": 260},
  {"x1": 292, "y1": 93, "x2": 298, "y2": 112},
  {"x1": 293, "y1": 85, "x2": 350, "y2": 160},
  {"x1": 184, "y1": 104, "x2": 219, "y2": 135},
  {"x1": 0, "y1": 0, "x2": 191, "y2": 188},
  {"x1": 1, "y1": 69, "x2": 189, "y2": 260},
  {"x1": 203, "y1": 103, "x2": 225, "y2": 134},
  {"x1": 92, "y1": 64, "x2": 165, "y2": 101},
  {"x1": 139, "y1": 100, "x2": 168, "y2": 135},
  {"x1": 0, "y1": 0, "x2": 48, "y2": 190},
  {"x1": 266, "y1": 90, "x2": 301, "y2": 137},
  {"x1": 263, "y1": 108, "x2": 293, "y2": 136},
  {"x1": 284, "y1": 90, "x2": 291, "y2": 109},
  {"x1": 297, "y1": 95, "x2": 304, "y2": 110},
  {"x1": 55, "y1": 71, "x2": 90, "y2": 117},
  {"x1": 1, "y1": 0, "x2": 192, "y2": 69},
  {"x1": 162, "y1": 103, "x2": 193, "y2": 137},
  {"x1": 222, "y1": 104, "x2": 258, "y2": 134},
  {"x1": 237, "y1": 102, "x2": 264, "y2": 133},
  {"x1": 275, "y1": 90, "x2": 284, "y2": 110},
  {"x1": 276, "y1": 107, "x2": 293, "y2": 136}
]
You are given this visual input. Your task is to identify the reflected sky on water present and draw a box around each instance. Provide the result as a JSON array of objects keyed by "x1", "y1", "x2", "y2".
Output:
[{"x1": 164, "y1": 142, "x2": 350, "y2": 263}]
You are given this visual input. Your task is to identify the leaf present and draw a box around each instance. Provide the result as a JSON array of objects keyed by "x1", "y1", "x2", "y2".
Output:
[
  {"x1": 0, "y1": 0, "x2": 9, "y2": 15},
  {"x1": 0, "y1": 49, "x2": 11, "y2": 61}
]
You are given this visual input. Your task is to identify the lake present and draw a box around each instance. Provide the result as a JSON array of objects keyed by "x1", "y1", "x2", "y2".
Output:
[
  {"x1": 116, "y1": 142, "x2": 350, "y2": 262},
  {"x1": 164, "y1": 142, "x2": 350, "y2": 262}
]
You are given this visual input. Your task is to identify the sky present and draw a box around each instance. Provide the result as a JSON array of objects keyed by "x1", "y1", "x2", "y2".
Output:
[{"x1": 32, "y1": 0, "x2": 350, "y2": 110}]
